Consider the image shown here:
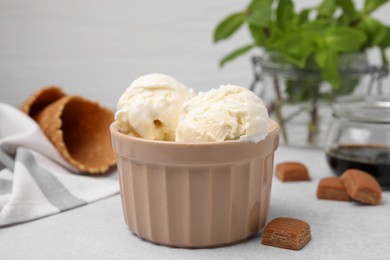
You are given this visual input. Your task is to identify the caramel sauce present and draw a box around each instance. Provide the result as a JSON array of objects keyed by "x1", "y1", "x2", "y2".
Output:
[{"x1": 326, "y1": 144, "x2": 390, "y2": 186}]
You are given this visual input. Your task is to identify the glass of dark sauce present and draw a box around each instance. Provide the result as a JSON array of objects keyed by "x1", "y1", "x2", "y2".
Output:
[{"x1": 325, "y1": 95, "x2": 390, "y2": 186}]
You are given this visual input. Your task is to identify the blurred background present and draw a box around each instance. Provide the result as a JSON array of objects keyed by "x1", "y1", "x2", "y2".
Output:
[{"x1": 0, "y1": 0, "x2": 389, "y2": 108}]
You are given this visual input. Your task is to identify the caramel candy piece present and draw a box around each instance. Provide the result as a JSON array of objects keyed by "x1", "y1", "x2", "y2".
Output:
[
  {"x1": 261, "y1": 217, "x2": 311, "y2": 251},
  {"x1": 317, "y1": 177, "x2": 350, "y2": 202},
  {"x1": 275, "y1": 162, "x2": 310, "y2": 182},
  {"x1": 341, "y1": 169, "x2": 381, "y2": 205}
]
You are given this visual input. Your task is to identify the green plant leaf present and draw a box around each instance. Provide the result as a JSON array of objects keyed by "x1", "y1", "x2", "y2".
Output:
[
  {"x1": 285, "y1": 78, "x2": 317, "y2": 103},
  {"x1": 337, "y1": 75, "x2": 360, "y2": 95},
  {"x1": 249, "y1": 25, "x2": 266, "y2": 45},
  {"x1": 283, "y1": 49, "x2": 312, "y2": 68},
  {"x1": 336, "y1": 0, "x2": 357, "y2": 23},
  {"x1": 379, "y1": 26, "x2": 390, "y2": 48},
  {"x1": 315, "y1": 50, "x2": 327, "y2": 68},
  {"x1": 364, "y1": 0, "x2": 389, "y2": 14},
  {"x1": 247, "y1": 0, "x2": 273, "y2": 11},
  {"x1": 324, "y1": 50, "x2": 340, "y2": 88},
  {"x1": 296, "y1": 9, "x2": 311, "y2": 26},
  {"x1": 247, "y1": 6, "x2": 272, "y2": 27},
  {"x1": 325, "y1": 27, "x2": 367, "y2": 52},
  {"x1": 317, "y1": 0, "x2": 337, "y2": 17},
  {"x1": 379, "y1": 27, "x2": 390, "y2": 64},
  {"x1": 300, "y1": 19, "x2": 332, "y2": 31},
  {"x1": 315, "y1": 49, "x2": 340, "y2": 87},
  {"x1": 336, "y1": 0, "x2": 355, "y2": 13},
  {"x1": 276, "y1": 0, "x2": 295, "y2": 31},
  {"x1": 269, "y1": 32, "x2": 316, "y2": 68},
  {"x1": 214, "y1": 12, "x2": 246, "y2": 43},
  {"x1": 219, "y1": 44, "x2": 256, "y2": 67},
  {"x1": 358, "y1": 17, "x2": 387, "y2": 47}
]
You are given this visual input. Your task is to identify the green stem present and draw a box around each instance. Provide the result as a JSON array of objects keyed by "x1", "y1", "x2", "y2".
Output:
[
  {"x1": 284, "y1": 106, "x2": 308, "y2": 123},
  {"x1": 307, "y1": 85, "x2": 319, "y2": 144},
  {"x1": 273, "y1": 77, "x2": 289, "y2": 144}
]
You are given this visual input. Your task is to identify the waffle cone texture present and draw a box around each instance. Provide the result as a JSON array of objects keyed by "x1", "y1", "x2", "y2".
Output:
[
  {"x1": 20, "y1": 86, "x2": 66, "y2": 120},
  {"x1": 21, "y1": 87, "x2": 116, "y2": 174}
]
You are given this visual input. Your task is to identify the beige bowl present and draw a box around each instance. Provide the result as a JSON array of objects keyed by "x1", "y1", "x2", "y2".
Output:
[{"x1": 110, "y1": 120, "x2": 280, "y2": 248}]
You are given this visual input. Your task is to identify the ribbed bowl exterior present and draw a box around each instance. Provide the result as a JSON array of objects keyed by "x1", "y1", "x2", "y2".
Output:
[{"x1": 110, "y1": 121, "x2": 279, "y2": 248}]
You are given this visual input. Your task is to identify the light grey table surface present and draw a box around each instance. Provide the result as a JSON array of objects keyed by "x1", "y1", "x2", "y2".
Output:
[{"x1": 1, "y1": 146, "x2": 389, "y2": 260}]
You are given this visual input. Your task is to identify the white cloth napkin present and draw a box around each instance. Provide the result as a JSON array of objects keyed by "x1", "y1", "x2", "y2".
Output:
[{"x1": 0, "y1": 103, "x2": 119, "y2": 226}]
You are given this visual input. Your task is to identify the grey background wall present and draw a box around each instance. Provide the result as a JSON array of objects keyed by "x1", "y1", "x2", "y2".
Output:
[{"x1": 1, "y1": 0, "x2": 389, "y2": 108}]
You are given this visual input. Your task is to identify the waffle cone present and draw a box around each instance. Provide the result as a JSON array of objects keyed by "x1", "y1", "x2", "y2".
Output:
[
  {"x1": 20, "y1": 86, "x2": 66, "y2": 120},
  {"x1": 36, "y1": 95, "x2": 116, "y2": 174}
]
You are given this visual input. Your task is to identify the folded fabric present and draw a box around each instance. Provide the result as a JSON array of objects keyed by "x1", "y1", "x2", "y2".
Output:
[{"x1": 0, "y1": 103, "x2": 119, "y2": 226}]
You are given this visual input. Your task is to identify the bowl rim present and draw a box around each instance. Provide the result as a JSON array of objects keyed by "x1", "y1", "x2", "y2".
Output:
[{"x1": 110, "y1": 119, "x2": 279, "y2": 147}]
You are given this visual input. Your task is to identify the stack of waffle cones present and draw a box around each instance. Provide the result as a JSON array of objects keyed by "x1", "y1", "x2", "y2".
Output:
[{"x1": 21, "y1": 86, "x2": 116, "y2": 174}]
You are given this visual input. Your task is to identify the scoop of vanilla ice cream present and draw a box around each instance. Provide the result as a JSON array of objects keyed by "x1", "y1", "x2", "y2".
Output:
[
  {"x1": 115, "y1": 73, "x2": 194, "y2": 141},
  {"x1": 176, "y1": 85, "x2": 269, "y2": 143}
]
